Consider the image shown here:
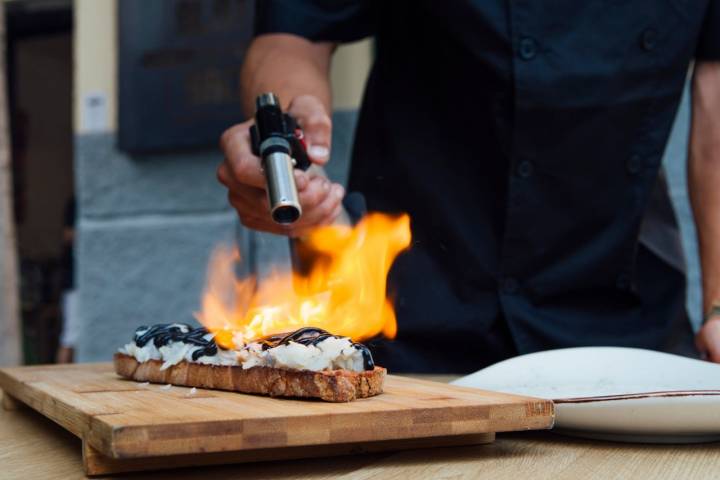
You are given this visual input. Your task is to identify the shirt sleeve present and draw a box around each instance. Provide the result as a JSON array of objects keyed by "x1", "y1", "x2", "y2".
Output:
[
  {"x1": 696, "y1": 0, "x2": 720, "y2": 60},
  {"x1": 254, "y1": 0, "x2": 375, "y2": 43}
]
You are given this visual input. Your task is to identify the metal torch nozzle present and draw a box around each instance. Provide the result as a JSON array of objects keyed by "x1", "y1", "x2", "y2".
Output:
[
  {"x1": 264, "y1": 151, "x2": 301, "y2": 224},
  {"x1": 250, "y1": 93, "x2": 312, "y2": 225}
]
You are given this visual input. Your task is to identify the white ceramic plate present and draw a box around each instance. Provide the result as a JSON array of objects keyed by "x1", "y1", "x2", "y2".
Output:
[{"x1": 452, "y1": 347, "x2": 720, "y2": 443}]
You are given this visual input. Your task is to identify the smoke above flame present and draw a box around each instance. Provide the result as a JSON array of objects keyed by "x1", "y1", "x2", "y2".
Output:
[{"x1": 194, "y1": 213, "x2": 411, "y2": 348}]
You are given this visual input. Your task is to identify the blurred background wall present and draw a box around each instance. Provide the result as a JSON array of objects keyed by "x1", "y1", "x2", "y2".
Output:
[
  {"x1": 0, "y1": 3, "x2": 20, "y2": 366},
  {"x1": 72, "y1": 0, "x2": 372, "y2": 361},
  {"x1": 2, "y1": 0, "x2": 73, "y2": 365}
]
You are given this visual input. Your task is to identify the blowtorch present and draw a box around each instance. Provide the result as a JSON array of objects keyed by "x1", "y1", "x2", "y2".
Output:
[{"x1": 250, "y1": 92, "x2": 311, "y2": 225}]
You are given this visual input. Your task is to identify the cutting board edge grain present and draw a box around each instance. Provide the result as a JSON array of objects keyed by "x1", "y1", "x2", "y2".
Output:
[
  {"x1": 79, "y1": 433, "x2": 497, "y2": 476},
  {"x1": 90, "y1": 407, "x2": 537, "y2": 459},
  {"x1": 89, "y1": 400, "x2": 554, "y2": 459}
]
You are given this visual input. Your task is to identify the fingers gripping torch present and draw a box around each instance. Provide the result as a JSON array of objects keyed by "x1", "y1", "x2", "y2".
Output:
[
  {"x1": 246, "y1": 93, "x2": 365, "y2": 278},
  {"x1": 250, "y1": 92, "x2": 311, "y2": 224}
]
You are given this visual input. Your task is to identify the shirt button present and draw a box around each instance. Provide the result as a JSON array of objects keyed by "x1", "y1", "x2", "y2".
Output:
[
  {"x1": 640, "y1": 29, "x2": 658, "y2": 51},
  {"x1": 616, "y1": 273, "x2": 632, "y2": 290},
  {"x1": 626, "y1": 154, "x2": 643, "y2": 175},
  {"x1": 516, "y1": 160, "x2": 534, "y2": 178},
  {"x1": 519, "y1": 37, "x2": 538, "y2": 60},
  {"x1": 501, "y1": 277, "x2": 519, "y2": 294}
]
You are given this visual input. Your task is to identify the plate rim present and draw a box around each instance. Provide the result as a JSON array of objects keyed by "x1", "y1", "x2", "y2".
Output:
[{"x1": 554, "y1": 389, "x2": 720, "y2": 404}]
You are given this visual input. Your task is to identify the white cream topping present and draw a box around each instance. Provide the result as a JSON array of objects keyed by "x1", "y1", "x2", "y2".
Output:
[
  {"x1": 237, "y1": 336, "x2": 365, "y2": 372},
  {"x1": 119, "y1": 342, "x2": 161, "y2": 363},
  {"x1": 120, "y1": 331, "x2": 240, "y2": 371},
  {"x1": 120, "y1": 334, "x2": 365, "y2": 372}
]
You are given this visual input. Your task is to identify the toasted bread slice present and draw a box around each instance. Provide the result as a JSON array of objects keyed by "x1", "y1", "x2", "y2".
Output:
[{"x1": 113, "y1": 353, "x2": 385, "y2": 402}]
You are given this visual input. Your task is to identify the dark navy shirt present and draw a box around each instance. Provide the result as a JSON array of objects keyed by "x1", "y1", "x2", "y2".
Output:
[{"x1": 256, "y1": 1, "x2": 720, "y2": 372}]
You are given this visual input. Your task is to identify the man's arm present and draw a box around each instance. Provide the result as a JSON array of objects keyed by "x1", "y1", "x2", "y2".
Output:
[
  {"x1": 239, "y1": 34, "x2": 334, "y2": 116},
  {"x1": 218, "y1": 34, "x2": 345, "y2": 237},
  {"x1": 689, "y1": 61, "x2": 720, "y2": 361}
]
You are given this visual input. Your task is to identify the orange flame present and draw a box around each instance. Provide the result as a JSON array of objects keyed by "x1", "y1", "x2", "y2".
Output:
[{"x1": 195, "y1": 213, "x2": 411, "y2": 348}]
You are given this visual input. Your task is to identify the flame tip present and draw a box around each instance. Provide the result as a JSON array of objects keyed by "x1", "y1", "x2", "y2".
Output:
[{"x1": 197, "y1": 213, "x2": 411, "y2": 344}]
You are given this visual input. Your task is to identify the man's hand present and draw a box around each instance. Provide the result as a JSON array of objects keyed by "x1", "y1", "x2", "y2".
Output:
[
  {"x1": 696, "y1": 318, "x2": 720, "y2": 362},
  {"x1": 218, "y1": 95, "x2": 345, "y2": 237}
]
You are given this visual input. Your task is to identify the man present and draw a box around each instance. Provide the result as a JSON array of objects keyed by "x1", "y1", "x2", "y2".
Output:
[{"x1": 218, "y1": 2, "x2": 720, "y2": 372}]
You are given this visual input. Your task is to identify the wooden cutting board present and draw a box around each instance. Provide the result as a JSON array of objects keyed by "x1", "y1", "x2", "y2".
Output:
[{"x1": 0, "y1": 363, "x2": 553, "y2": 476}]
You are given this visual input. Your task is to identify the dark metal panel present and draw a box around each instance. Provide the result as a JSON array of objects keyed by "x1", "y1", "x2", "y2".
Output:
[{"x1": 118, "y1": 0, "x2": 254, "y2": 153}]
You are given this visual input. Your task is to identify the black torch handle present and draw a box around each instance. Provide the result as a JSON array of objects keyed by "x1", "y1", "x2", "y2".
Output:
[{"x1": 250, "y1": 93, "x2": 309, "y2": 225}]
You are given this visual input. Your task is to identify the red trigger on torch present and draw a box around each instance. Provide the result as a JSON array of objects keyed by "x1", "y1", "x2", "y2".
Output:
[{"x1": 295, "y1": 128, "x2": 307, "y2": 152}]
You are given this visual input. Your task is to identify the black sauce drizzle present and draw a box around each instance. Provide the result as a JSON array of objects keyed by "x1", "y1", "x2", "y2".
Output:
[
  {"x1": 132, "y1": 324, "x2": 376, "y2": 370},
  {"x1": 257, "y1": 327, "x2": 376, "y2": 371},
  {"x1": 133, "y1": 323, "x2": 220, "y2": 361}
]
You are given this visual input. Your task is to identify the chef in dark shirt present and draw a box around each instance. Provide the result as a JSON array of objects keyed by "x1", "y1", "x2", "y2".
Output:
[{"x1": 218, "y1": 1, "x2": 720, "y2": 372}]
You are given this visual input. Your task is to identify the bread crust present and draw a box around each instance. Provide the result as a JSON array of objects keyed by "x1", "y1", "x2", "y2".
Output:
[{"x1": 113, "y1": 353, "x2": 385, "y2": 402}]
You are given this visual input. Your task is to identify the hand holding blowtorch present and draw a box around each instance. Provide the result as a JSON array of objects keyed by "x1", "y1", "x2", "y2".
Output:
[
  {"x1": 247, "y1": 93, "x2": 355, "y2": 277},
  {"x1": 218, "y1": 94, "x2": 347, "y2": 237}
]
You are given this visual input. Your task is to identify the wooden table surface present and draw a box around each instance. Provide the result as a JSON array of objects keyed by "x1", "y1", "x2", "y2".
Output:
[{"x1": 3, "y1": 375, "x2": 720, "y2": 480}]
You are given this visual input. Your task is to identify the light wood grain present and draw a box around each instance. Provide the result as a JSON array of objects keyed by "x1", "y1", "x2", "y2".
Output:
[
  {"x1": 323, "y1": 432, "x2": 720, "y2": 480},
  {"x1": 0, "y1": 363, "x2": 552, "y2": 474}
]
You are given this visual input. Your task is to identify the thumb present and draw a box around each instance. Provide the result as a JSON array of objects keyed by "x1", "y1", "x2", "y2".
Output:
[
  {"x1": 696, "y1": 330, "x2": 709, "y2": 360},
  {"x1": 288, "y1": 95, "x2": 332, "y2": 165}
]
